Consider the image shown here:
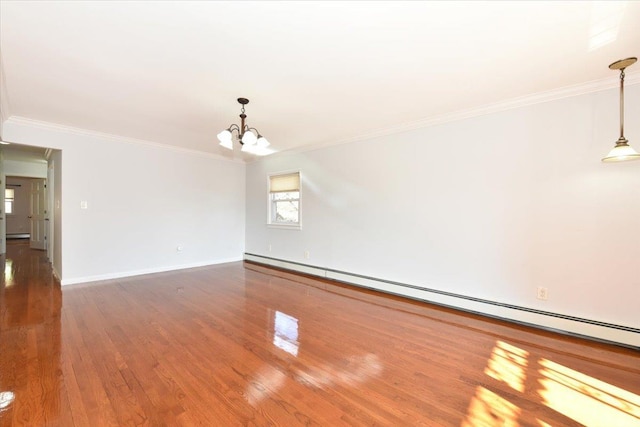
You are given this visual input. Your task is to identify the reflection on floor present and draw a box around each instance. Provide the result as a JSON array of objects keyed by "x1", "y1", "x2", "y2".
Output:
[{"x1": 1, "y1": 239, "x2": 61, "y2": 425}]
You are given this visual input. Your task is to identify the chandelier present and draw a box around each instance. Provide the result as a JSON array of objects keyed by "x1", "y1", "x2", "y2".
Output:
[
  {"x1": 217, "y1": 98, "x2": 272, "y2": 155},
  {"x1": 602, "y1": 57, "x2": 639, "y2": 162}
]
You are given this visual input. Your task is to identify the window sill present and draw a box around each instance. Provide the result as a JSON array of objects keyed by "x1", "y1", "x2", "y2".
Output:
[{"x1": 267, "y1": 223, "x2": 301, "y2": 230}]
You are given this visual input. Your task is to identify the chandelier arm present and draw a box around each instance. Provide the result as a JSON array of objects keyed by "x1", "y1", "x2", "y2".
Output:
[{"x1": 246, "y1": 127, "x2": 261, "y2": 136}]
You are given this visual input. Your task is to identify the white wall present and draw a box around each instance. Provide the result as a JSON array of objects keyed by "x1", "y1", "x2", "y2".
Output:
[
  {"x1": 4, "y1": 159, "x2": 47, "y2": 178},
  {"x1": 246, "y1": 85, "x2": 640, "y2": 341},
  {"x1": 2, "y1": 119, "x2": 246, "y2": 284}
]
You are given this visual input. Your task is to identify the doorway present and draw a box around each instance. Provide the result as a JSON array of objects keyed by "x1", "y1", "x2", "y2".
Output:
[
  {"x1": 0, "y1": 143, "x2": 60, "y2": 275},
  {"x1": 5, "y1": 176, "x2": 48, "y2": 249}
]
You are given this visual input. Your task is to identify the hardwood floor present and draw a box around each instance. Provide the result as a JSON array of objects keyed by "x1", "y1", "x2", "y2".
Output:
[{"x1": 1, "y1": 241, "x2": 639, "y2": 426}]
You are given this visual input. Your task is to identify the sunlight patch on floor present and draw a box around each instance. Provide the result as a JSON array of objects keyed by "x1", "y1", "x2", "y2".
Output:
[
  {"x1": 461, "y1": 386, "x2": 520, "y2": 427},
  {"x1": 463, "y1": 340, "x2": 640, "y2": 427},
  {"x1": 484, "y1": 340, "x2": 528, "y2": 393},
  {"x1": 538, "y1": 358, "x2": 640, "y2": 426}
]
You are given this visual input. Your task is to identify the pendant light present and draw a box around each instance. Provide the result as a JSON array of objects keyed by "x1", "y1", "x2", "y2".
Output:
[{"x1": 602, "y1": 57, "x2": 639, "y2": 162}]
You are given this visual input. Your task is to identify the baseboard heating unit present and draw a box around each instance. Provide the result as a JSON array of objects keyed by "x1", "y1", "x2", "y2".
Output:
[{"x1": 244, "y1": 253, "x2": 639, "y2": 349}]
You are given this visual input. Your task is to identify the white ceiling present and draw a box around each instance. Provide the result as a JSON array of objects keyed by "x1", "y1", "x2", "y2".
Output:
[{"x1": 1, "y1": 1, "x2": 639, "y2": 160}]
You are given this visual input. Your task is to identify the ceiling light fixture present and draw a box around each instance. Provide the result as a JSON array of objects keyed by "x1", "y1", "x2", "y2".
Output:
[
  {"x1": 217, "y1": 98, "x2": 272, "y2": 156},
  {"x1": 602, "y1": 57, "x2": 639, "y2": 162}
]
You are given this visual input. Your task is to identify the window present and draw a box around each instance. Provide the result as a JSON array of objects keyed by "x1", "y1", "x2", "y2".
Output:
[
  {"x1": 5, "y1": 189, "x2": 14, "y2": 214},
  {"x1": 269, "y1": 172, "x2": 300, "y2": 227}
]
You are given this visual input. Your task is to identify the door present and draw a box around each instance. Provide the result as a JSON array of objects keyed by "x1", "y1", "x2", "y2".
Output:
[
  {"x1": 0, "y1": 175, "x2": 5, "y2": 255},
  {"x1": 0, "y1": 148, "x2": 5, "y2": 255},
  {"x1": 29, "y1": 179, "x2": 47, "y2": 250}
]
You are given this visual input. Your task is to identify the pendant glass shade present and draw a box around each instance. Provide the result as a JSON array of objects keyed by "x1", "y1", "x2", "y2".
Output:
[
  {"x1": 241, "y1": 142, "x2": 255, "y2": 153},
  {"x1": 241, "y1": 131, "x2": 257, "y2": 146},
  {"x1": 602, "y1": 140, "x2": 640, "y2": 162},
  {"x1": 252, "y1": 146, "x2": 274, "y2": 156},
  {"x1": 217, "y1": 130, "x2": 233, "y2": 150},
  {"x1": 219, "y1": 139, "x2": 233, "y2": 150},
  {"x1": 241, "y1": 141, "x2": 273, "y2": 156},
  {"x1": 257, "y1": 136, "x2": 270, "y2": 148}
]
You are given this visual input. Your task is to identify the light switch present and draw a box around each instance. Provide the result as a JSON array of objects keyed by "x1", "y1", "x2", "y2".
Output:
[{"x1": 80, "y1": 201, "x2": 88, "y2": 209}]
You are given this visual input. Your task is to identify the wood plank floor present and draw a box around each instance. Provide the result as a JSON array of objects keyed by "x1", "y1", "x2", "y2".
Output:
[{"x1": 1, "y1": 241, "x2": 639, "y2": 426}]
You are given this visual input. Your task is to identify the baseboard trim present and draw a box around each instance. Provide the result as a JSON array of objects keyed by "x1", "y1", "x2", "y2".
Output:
[
  {"x1": 7, "y1": 233, "x2": 30, "y2": 239},
  {"x1": 60, "y1": 257, "x2": 243, "y2": 286},
  {"x1": 244, "y1": 253, "x2": 639, "y2": 348},
  {"x1": 52, "y1": 266, "x2": 62, "y2": 283}
]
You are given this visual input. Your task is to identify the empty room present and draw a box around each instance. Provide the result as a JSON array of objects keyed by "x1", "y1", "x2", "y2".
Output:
[{"x1": 0, "y1": 1, "x2": 639, "y2": 426}]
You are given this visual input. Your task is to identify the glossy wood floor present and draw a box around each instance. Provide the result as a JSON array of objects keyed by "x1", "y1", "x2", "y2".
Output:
[{"x1": 1, "y1": 241, "x2": 639, "y2": 426}]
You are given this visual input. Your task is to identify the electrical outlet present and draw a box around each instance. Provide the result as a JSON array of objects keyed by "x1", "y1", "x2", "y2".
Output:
[
  {"x1": 304, "y1": 251, "x2": 310, "y2": 259},
  {"x1": 536, "y1": 287, "x2": 548, "y2": 300}
]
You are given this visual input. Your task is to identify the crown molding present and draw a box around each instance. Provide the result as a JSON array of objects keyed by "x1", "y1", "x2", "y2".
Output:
[
  {"x1": 4, "y1": 69, "x2": 639, "y2": 164},
  {"x1": 4, "y1": 116, "x2": 244, "y2": 164},
  {"x1": 273, "y1": 70, "x2": 640, "y2": 158}
]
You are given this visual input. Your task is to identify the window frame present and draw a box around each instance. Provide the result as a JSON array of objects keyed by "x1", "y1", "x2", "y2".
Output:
[
  {"x1": 5, "y1": 188, "x2": 15, "y2": 215},
  {"x1": 267, "y1": 171, "x2": 301, "y2": 230}
]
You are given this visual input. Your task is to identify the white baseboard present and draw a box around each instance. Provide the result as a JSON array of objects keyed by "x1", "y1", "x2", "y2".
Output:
[
  {"x1": 52, "y1": 266, "x2": 62, "y2": 283},
  {"x1": 244, "y1": 253, "x2": 639, "y2": 349},
  {"x1": 60, "y1": 257, "x2": 243, "y2": 286}
]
